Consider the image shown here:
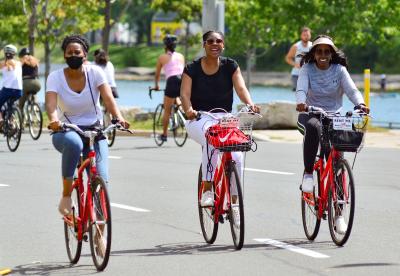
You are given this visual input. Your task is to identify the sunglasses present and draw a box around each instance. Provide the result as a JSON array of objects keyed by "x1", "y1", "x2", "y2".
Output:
[
  {"x1": 315, "y1": 48, "x2": 332, "y2": 56},
  {"x1": 205, "y1": 38, "x2": 224, "y2": 45}
]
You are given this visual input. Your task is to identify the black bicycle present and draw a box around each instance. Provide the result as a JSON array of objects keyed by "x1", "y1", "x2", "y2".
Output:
[
  {"x1": 149, "y1": 87, "x2": 187, "y2": 147},
  {"x1": 1, "y1": 98, "x2": 22, "y2": 152},
  {"x1": 23, "y1": 92, "x2": 43, "y2": 140}
]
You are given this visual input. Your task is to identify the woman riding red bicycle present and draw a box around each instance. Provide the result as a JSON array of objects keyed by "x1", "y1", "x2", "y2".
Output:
[
  {"x1": 296, "y1": 35, "x2": 369, "y2": 234},
  {"x1": 45, "y1": 34, "x2": 129, "y2": 217},
  {"x1": 181, "y1": 30, "x2": 259, "y2": 207}
]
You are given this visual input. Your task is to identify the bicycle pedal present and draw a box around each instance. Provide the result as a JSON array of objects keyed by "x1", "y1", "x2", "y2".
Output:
[
  {"x1": 322, "y1": 211, "x2": 328, "y2": 220},
  {"x1": 83, "y1": 233, "x2": 89, "y2": 242},
  {"x1": 218, "y1": 215, "x2": 224, "y2": 223}
]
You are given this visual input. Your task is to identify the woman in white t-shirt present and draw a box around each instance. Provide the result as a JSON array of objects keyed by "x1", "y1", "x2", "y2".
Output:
[
  {"x1": 93, "y1": 48, "x2": 118, "y2": 98},
  {"x1": 0, "y1": 44, "x2": 22, "y2": 125},
  {"x1": 45, "y1": 34, "x2": 129, "y2": 216}
]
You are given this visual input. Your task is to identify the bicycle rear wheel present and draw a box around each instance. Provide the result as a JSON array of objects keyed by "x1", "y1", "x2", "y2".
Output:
[
  {"x1": 103, "y1": 112, "x2": 116, "y2": 147},
  {"x1": 153, "y1": 104, "x2": 164, "y2": 146},
  {"x1": 89, "y1": 176, "x2": 112, "y2": 271},
  {"x1": 6, "y1": 107, "x2": 22, "y2": 152},
  {"x1": 27, "y1": 102, "x2": 43, "y2": 140},
  {"x1": 198, "y1": 165, "x2": 218, "y2": 244},
  {"x1": 172, "y1": 107, "x2": 187, "y2": 147},
  {"x1": 301, "y1": 169, "x2": 321, "y2": 240},
  {"x1": 64, "y1": 186, "x2": 82, "y2": 264},
  {"x1": 228, "y1": 161, "x2": 245, "y2": 250},
  {"x1": 328, "y1": 158, "x2": 355, "y2": 246}
]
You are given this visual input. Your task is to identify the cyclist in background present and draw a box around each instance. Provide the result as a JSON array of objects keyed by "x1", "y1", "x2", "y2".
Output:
[
  {"x1": 154, "y1": 34, "x2": 185, "y2": 142},
  {"x1": 45, "y1": 34, "x2": 129, "y2": 216},
  {"x1": 18, "y1": 47, "x2": 41, "y2": 112},
  {"x1": 0, "y1": 44, "x2": 22, "y2": 126},
  {"x1": 296, "y1": 34, "x2": 370, "y2": 196},
  {"x1": 181, "y1": 30, "x2": 259, "y2": 207},
  {"x1": 93, "y1": 48, "x2": 118, "y2": 99}
]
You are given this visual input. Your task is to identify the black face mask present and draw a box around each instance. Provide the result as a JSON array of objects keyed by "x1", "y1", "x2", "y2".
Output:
[{"x1": 66, "y1": 56, "x2": 84, "y2": 69}]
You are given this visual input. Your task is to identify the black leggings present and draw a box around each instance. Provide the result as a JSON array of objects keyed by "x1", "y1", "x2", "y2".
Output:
[{"x1": 297, "y1": 113, "x2": 330, "y2": 173}]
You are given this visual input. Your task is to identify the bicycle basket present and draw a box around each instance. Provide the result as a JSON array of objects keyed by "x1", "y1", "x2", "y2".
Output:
[
  {"x1": 206, "y1": 124, "x2": 253, "y2": 152},
  {"x1": 328, "y1": 116, "x2": 365, "y2": 152}
]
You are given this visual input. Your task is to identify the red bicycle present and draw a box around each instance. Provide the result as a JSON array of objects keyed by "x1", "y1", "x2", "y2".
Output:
[
  {"x1": 197, "y1": 108, "x2": 261, "y2": 250},
  {"x1": 301, "y1": 106, "x2": 369, "y2": 246},
  {"x1": 59, "y1": 122, "x2": 132, "y2": 271}
]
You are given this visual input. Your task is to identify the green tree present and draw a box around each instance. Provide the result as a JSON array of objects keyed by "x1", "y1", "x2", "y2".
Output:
[{"x1": 151, "y1": 0, "x2": 202, "y2": 59}]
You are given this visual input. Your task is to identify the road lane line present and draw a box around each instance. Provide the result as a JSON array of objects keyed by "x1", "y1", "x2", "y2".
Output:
[
  {"x1": 246, "y1": 168, "x2": 294, "y2": 175},
  {"x1": 111, "y1": 202, "x2": 151, "y2": 212},
  {"x1": 109, "y1": 156, "x2": 122, "y2": 159},
  {"x1": 0, "y1": 184, "x2": 10, "y2": 187},
  {"x1": 254, "y1": 238, "x2": 330, "y2": 259}
]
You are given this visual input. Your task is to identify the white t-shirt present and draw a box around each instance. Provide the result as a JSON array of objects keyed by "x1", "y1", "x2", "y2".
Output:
[
  {"x1": 94, "y1": 61, "x2": 116, "y2": 88},
  {"x1": 2, "y1": 61, "x2": 23, "y2": 90},
  {"x1": 46, "y1": 65, "x2": 107, "y2": 125}
]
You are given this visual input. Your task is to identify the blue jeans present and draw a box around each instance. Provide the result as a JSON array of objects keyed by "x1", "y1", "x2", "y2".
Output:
[
  {"x1": 52, "y1": 130, "x2": 109, "y2": 182},
  {"x1": 0, "y1": 87, "x2": 22, "y2": 110}
]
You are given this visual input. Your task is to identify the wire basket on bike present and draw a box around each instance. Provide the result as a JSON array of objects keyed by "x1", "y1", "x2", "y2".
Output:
[
  {"x1": 205, "y1": 117, "x2": 255, "y2": 152},
  {"x1": 326, "y1": 115, "x2": 367, "y2": 152}
]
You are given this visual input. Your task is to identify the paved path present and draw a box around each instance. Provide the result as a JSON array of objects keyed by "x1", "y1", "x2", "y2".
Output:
[{"x1": 0, "y1": 134, "x2": 399, "y2": 275}]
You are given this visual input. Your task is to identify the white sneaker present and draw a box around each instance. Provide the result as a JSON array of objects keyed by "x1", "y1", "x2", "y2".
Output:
[
  {"x1": 58, "y1": 196, "x2": 72, "y2": 216},
  {"x1": 231, "y1": 206, "x2": 240, "y2": 226},
  {"x1": 335, "y1": 216, "x2": 347, "y2": 234},
  {"x1": 301, "y1": 174, "x2": 314, "y2": 193},
  {"x1": 200, "y1": 191, "x2": 214, "y2": 207}
]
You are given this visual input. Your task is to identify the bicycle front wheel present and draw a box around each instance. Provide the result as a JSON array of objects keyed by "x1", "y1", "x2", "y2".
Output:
[
  {"x1": 328, "y1": 158, "x2": 355, "y2": 246},
  {"x1": 64, "y1": 186, "x2": 82, "y2": 264},
  {"x1": 228, "y1": 161, "x2": 245, "y2": 250},
  {"x1": 153, "y1": 104, "x2": 164, "y2": 146},
  {"x1": 198, "y1": 165, "x2": 218, "y2": 244},
  {"x1": 103, "y1": 112, "x2": 116, "y2": 147},
  {"x1": 27, "y1": 102, "x2": 43, "y2": 140},
  {"x1": 89, "y1": 176, "x2": 112, "y2": 271},
  {"x1": 6, "y1": 107, "x2": 22, "y2": 152},
  {"x1": 172, "y1": 108, "x2": 187, "y2": 147},
  {"x1": 301, "y1": 169, "x2": 321, "y2": 240}
]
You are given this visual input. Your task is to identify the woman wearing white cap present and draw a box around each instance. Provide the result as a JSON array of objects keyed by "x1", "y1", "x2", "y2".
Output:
[{"x1": 296, "y1": 35, "x2": 370, "y2": 191}]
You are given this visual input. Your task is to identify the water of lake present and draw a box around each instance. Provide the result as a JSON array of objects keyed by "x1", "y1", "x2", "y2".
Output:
[{"x1": 33, "y1": 79, "x2": 400, "y2": 126}]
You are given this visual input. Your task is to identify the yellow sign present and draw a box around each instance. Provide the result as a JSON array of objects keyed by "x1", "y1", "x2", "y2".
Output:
[{"x1": 151, "y1": 21, "x2": 183, "y2": 44}]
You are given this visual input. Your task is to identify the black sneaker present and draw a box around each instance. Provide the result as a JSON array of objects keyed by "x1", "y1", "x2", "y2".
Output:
[{"x1": 158, "y1": 134, "x2": 167, "y2": 142}]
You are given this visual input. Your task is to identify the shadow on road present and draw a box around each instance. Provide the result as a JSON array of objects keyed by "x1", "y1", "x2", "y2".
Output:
[
  {"x1": 329, "y1": 262, "x2": 399, "y2": 269},
  {"x1": 11, "y1": 262, "x2": 95, "y2": 275}
]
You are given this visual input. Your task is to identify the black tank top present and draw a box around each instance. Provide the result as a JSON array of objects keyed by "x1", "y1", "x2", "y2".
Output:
[
  {"x1": 183, "y1": 57, "x2": 238, "y2": 112},
  {"x1": 22, "y1": 64, "x2": 38, "y2": 78}
]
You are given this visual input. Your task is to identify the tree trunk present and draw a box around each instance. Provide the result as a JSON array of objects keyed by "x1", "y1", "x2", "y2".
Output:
[
  {"x1": 245, "y1": 48, "x2": 255, "y2": 88},
  {"x1": 102, "y1": 0, "x2": 112, "y2": 52},
  {"x1": 28, "y1": 0, "x2": 39, "y2": 55},
  {"x1": 44, "y1": 39, "x2": 51, "y2": 88},
  {"x1": 184, "y1": 20, "x2": 190, "y2": 60}
]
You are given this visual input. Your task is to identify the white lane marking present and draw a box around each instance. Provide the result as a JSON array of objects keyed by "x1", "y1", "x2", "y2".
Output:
[
  {"x1": 111, "y1": 202, "x2": 151, "y2": 212},
  {"x1": 108, "y1": 156, "x2": 122, "y2": 159},
  {"x1": 246, "y1": 168, "x2": 294, "y2": 175},
  {"x1": 254, "y1": 238, "x2": 330, "y2": 259},
  {"x1": 0, "y1": 184, "x2": 10, "y2": 187}
]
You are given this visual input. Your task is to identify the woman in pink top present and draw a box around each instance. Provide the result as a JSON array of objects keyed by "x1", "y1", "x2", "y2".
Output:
[{"x1": 154, "y1": 34, "x2": 185, "y2": 142}]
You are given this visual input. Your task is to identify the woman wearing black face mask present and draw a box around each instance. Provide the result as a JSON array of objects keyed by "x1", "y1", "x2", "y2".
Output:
[{"x1": 45, "y1": 34, "x2": 129, "y2": 220}]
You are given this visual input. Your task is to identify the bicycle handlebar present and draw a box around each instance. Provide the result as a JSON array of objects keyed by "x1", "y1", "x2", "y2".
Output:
[
  {"x1": 148, "y1": 86, "x2": 164, "y2": 99},
  {"x1": 59, "y1": 122, "x2": 133, "y2": 138},
  {"x1": 197, "y1": 105, "x2": 262, "y2": 122},
  {"x1": 306, "y1": 106, "x2": 372, "y2": 118}
]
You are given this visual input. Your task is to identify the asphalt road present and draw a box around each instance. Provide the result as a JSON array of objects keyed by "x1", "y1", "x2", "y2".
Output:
[{"x1": 0, "y1": 133, "x2": 399, "y2": 275}]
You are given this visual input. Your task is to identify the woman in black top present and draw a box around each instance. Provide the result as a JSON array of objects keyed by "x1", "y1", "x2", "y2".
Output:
[
  {"x1": 18, "y1": 48, "x2": 41, "y2": 111},
  {"x1": 181, "y1": 30, "x2": 259, "y2": 207}
]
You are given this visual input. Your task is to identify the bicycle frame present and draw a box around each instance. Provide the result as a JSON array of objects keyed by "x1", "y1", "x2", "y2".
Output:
[
  {"x1": 63, "y1": 131, "x2": 107, "y2": 241},
  {"x1": 309, "y1": 148, "x2": 345, "y2": 219},
  {"x1": 199, "y1": 152, "x2": 233, "y2": 223}
]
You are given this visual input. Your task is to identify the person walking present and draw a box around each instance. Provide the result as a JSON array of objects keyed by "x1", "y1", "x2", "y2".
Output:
[
  {"x1": 154, "y1": 34, "x2": 185, "y2": 142},
  {"x1": 285, "y1": 27, "x2": 312, "y2": 91}
]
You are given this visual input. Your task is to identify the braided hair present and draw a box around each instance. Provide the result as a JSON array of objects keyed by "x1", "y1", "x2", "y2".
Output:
[{"x1": 61, "y1": 34, "x2": 90, "y2": 54}]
